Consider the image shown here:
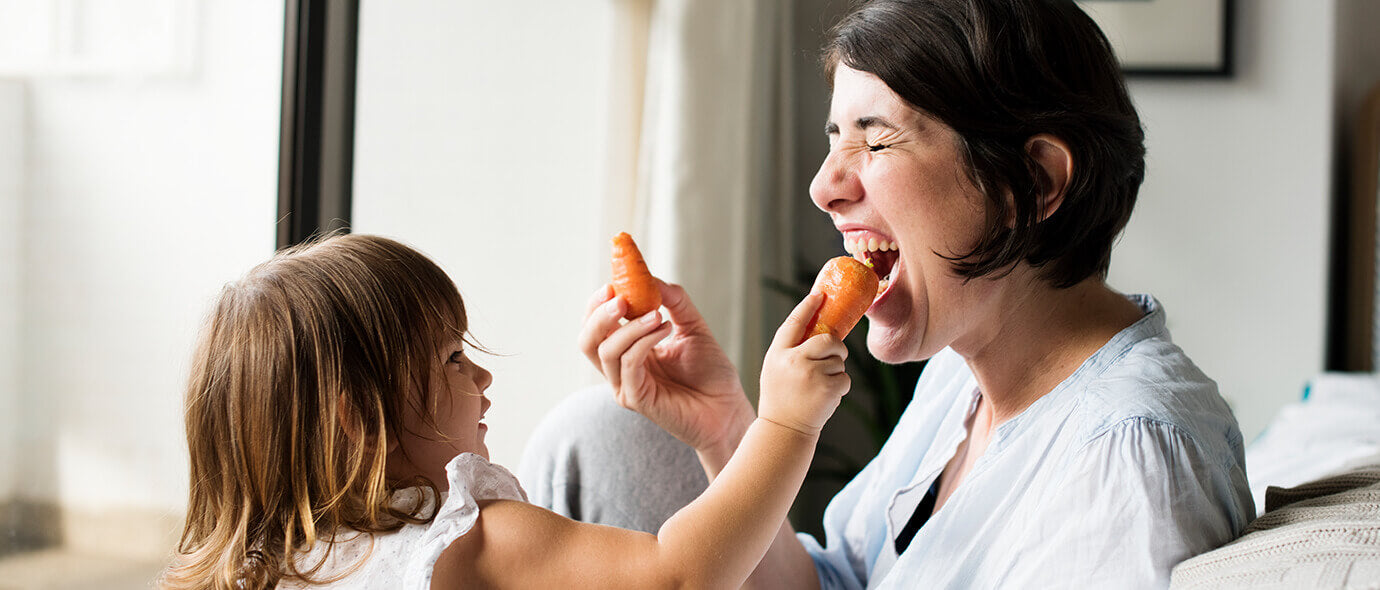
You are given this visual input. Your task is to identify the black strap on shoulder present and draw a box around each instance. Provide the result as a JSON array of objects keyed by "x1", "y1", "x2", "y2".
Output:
[{"x1": 894, "y1": 479, "x2": 941, "y2": 554}]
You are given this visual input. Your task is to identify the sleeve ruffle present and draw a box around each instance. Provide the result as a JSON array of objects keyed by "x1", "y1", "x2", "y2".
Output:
[{"x1": 403, "y1": 453, "x2": 529, "y2": 589}]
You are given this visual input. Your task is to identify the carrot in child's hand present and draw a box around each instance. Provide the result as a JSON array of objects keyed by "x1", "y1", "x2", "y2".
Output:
[
  {"x1": 611, "y1": 232, "x2": 662, "y2": 319},
  {"x1": 803, "y1": 256, "x2": 880, "y2": 342}
]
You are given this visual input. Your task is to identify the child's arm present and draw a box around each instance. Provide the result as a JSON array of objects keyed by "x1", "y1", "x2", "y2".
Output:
[{"x1": 431, "y1": 293, "x2": 846, "y2": 589}]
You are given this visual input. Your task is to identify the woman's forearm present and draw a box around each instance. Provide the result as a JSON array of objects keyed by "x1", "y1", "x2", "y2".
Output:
[
  {"x1": 744, "y1": 520, "x2": 821, "y2": 590},
  {"x1": 693, "y1": 401, "x2": 755, "y2": 482},
  {"x1": 655, "y1": 417, "x2": 819, "y2": 589}
]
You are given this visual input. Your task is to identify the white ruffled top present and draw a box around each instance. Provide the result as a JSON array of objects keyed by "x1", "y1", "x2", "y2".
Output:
[{"x1": 277, "y1": 453, "x2": 528, "y2": 590}]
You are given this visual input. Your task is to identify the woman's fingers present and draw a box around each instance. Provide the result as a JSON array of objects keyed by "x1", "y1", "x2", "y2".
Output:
[
  {"x1": 579, "y1": 287, "x2": 626, "y2": 372},
  {"x1": 616, "y1": 319, "x2": 674, "y2": 409},
  {"x1": 585, "y1": 283, "x2": 614, "y2": 316},
  {"x1": 596, "y1": 310, "x2": 668, "y2": 393},
  {"x1": 658, "y1": 281, "x2": 709, "y2": 332},
  {"x1": 771, "y1": 293, "x2": 826, "y2": 350}
]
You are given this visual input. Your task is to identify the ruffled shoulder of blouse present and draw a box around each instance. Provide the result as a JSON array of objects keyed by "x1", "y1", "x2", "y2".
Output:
[{"x1": 401, "y1": 453, "x2": 528, "y2": 589}]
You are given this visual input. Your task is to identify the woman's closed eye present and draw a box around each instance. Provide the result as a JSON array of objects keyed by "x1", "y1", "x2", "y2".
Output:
[
  {"x1": 824, "y1": 137, "x2": 889, "y2": 153},
  {"x1": 448, "y1": 350, "x2": 465, "y2": 365}
]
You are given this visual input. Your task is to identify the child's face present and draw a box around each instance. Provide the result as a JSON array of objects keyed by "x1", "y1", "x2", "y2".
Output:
[{"x1": 389, "y1": 338, "x2": 494, "y2": 490}]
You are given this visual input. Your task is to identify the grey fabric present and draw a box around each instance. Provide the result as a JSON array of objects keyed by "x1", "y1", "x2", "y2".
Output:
[
  {"x1": 1170, "y1": 466, "x2": 1380, "y2": 590},
  {"x1": 516, "y1": 385, "x2": 708, "y2": 534}
]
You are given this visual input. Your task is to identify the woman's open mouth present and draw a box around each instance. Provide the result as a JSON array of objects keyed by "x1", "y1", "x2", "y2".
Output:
[{"x1": 843, "y1": 235, "x2": 900, "y2": 305}]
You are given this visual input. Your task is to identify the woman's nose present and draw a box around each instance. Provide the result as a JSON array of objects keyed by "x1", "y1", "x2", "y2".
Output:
[{"x1": 809, "y1": 149, "x2": 862, "y2": 213}]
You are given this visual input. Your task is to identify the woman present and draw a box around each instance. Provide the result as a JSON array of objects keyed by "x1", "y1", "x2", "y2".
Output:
[{"x1": 568, "y1": 0, "x2": 1253, "y2": 587}]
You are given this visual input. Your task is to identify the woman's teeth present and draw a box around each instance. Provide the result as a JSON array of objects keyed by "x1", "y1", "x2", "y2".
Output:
[
  {"x1": 841, "y1": 236, "x2": 898, "y2": 304},
  {"x1": 843, "y1": 237, "x2": 897, "y2": 254}
]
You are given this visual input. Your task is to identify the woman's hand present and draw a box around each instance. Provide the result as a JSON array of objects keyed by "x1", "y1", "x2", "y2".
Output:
[
  {"x1": 758, "y1": 293, "x2": 850, "y2": 436},
  {"x1": 578, "y1": 281, "x2": 755, "y2": 458}
]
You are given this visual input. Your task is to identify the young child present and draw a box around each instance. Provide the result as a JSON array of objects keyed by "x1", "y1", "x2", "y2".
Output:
[{"x1": 161, "y1": 233, "x2": 850, "y2": 589}]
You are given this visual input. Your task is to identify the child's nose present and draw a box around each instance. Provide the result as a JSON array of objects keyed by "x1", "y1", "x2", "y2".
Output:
[{"x1": 476, "y1": 365, "x2": 494, "y2": 392}]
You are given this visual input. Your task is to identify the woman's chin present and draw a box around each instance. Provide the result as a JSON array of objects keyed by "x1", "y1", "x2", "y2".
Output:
[{"x1": 866, "y1": 324, "x2": 921, "y2": 364}]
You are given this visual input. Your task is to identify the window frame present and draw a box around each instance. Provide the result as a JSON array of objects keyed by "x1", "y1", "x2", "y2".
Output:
[{"x1": 277, "y1": 0, "x2": 359, "y2": 248}]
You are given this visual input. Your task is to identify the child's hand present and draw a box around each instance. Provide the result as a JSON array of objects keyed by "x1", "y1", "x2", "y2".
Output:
[{"x1": 758, "y1": 292, "x2": 851, "y2": 436}]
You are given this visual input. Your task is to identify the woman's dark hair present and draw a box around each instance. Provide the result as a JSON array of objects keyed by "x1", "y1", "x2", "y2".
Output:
[{"x1": 825, "y1": 0, "x2": 1146, "y2": 288}]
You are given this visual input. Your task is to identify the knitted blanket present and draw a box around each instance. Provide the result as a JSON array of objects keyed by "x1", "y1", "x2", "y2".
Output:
[{"x1": 1170, "y1": 468, "x2": 1380, "y2": 589}]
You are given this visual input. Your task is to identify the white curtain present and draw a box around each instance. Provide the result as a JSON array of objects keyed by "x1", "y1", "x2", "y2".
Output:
[
  {"x1": 0, "y1": 81, "x2": 21, "y2": 508},
  {"x1": 603, "y1": 0, "x2": 797, "y2": 401}
]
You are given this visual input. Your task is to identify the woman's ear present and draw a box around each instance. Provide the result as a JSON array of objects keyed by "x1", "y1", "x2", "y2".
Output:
[{"x1": 1025, "y1": 133, "x2": 1073, "y2": 222}]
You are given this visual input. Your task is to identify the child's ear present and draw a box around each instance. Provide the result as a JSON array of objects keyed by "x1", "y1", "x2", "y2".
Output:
[
  {"x1": 1025, "y1": 133, "x2": 1073, "y2": 223},
  {"x1": 337, "y1": 396, "x2": 361, "y2": 442},
  {"x1": 337, "y1": 395, "x2": 400, "y2": 453},
  {"x1": 384, "y1": 429, "x2": 399, "y2": 454}
]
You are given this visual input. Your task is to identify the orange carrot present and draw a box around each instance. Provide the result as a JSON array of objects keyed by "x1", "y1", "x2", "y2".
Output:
[
  {"x1": 611, "y1": 232, "x2": 662, "y2": 319},
  {"x1": 803, "y1": 256, "x2": 880, "y2": 342}
]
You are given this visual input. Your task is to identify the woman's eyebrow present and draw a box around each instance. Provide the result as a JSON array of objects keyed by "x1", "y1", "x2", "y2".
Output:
[
  {"x1": 823, "y1": 116, "x2": 899, "y2": 135},
  {"x1": 855, "y1": 115, "x2": 898, "y2": 131}
]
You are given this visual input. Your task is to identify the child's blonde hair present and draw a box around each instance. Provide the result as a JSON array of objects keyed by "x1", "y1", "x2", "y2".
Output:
[{"x1": 163, "y1": 234, "x2": 473, "y2": 590}]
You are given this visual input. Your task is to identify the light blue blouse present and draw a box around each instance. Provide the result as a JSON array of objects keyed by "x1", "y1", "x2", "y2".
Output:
[{"x1": 800, "y1": 295, "x2": 1254, "y2": 589}]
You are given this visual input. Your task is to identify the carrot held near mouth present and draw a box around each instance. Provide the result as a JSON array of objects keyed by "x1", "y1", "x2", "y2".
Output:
[
  {"x1": 610, "y1": 232, "x2": 662, "y2": 319},
  {"x1": 802, "y1": 256, "x2": 880, "y2": 343}
]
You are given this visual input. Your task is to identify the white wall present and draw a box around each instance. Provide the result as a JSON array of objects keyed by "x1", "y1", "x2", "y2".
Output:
[
  {"x1": 1109, "y1": 0, "x2": 1335, "y2": 440},
  {"x1": 10, "y1": 0, "x2": 280, "y2": 555},
  {"x1": 353, "y1": 1, "x2": 614, "y2": 468},
  {"x1": 0, "y1": 81, "x2": 22, "y2": 501}
]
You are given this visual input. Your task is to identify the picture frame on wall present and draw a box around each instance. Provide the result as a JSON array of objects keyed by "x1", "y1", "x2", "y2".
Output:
[{"x1": 1075, "y1": 0, "x2": 1234, "y2": 77}]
